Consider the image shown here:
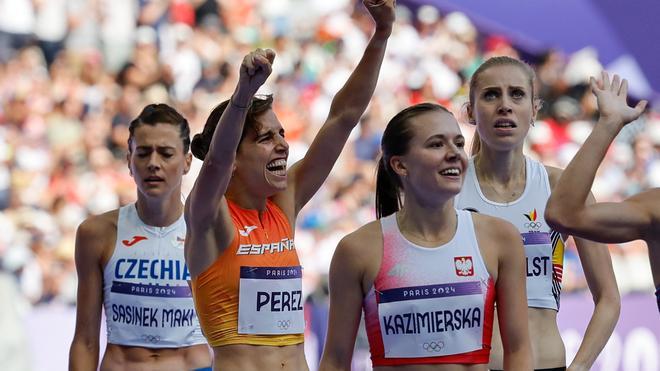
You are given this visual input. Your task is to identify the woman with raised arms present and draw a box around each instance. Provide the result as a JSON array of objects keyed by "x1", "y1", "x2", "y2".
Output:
[{"x1": 184, "y1": 1, "x2": 395, "y2": 370}]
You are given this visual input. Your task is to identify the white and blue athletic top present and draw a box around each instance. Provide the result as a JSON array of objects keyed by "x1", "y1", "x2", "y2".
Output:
[
  {"x1": 102, "y1": 204, "x2": 205, "y2": 348},
  {"x1": 455, "y1": 157, "x2": 565, "y2": 311}
]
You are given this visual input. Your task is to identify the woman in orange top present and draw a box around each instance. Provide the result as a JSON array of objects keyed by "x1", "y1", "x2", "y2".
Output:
[{"x1": 184, "y1": 1, "x2": 395, "y2": 370}]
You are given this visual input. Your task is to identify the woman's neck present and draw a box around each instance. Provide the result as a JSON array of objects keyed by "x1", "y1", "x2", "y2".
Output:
[
  {"x1": 397, "y1": 196, "x2": 457, "y2": 244},
  {"x1": 135, "y1": 192, "x2": 183, "y2": 227},
  {"x1": 226, "y1": 185, "x2": 268, "y2": 211},
  {"x1": 473, "y1": 146, "x2": 526, "y2": 187}
]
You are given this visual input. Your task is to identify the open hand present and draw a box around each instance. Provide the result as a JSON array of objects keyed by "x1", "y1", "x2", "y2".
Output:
[
  {"x1": 237, "y1": 48, "x2": 276, "y2": 100},
  {"x1": 363, "y1": 0, "x2": 396, "y2": 33},
  {"x1": 591, "y1": 71, "x2": 647, "y2": 129}
]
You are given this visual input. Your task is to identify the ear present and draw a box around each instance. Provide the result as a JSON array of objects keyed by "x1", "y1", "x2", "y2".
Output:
[
  {"x1": 466, "y1": 105, "x2": 475, "y2": 125},
  {"x1": 532, "y1": 98, "x2": 542, "y2": 121},
  {"x1": 126, "y1": 151, "x2": 133, "y2": 176},
  {"x1": 183, "y1": 153, "x2": 192, "y2": 175},
  {"x1": 389, "y1": 155, "x2": 407, "y2": 178}
]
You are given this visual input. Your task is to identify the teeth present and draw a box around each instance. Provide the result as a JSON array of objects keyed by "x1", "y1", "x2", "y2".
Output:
[
  {"x1": 266, "y1": 159, "x2": 287, "y2": 170},
  {"x1": 440, "y1": 168, "x2": 460, "y2": 176}
]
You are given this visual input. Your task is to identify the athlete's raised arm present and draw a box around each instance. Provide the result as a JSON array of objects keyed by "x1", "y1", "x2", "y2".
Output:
[
  {"x1": 545, "y1": 71, "x2": 649, "y2": 242},
  {"x1": 185, "y1": 49, "x2": 274, "y2": 275},
  {"x1": 281, "y1": 0, "x2": 395, "y2": 215}
]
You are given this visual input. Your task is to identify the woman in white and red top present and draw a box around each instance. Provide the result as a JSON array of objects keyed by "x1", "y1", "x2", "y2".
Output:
[
  {"x1": 456, "y1": 57, "x2": 620, "y2": 371},
  {"x1": 320, "y1": 103, "x2": 532, "y2": 371}
]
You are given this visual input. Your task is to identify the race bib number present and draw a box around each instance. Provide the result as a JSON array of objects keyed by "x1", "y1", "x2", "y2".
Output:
[
  {"x1": 238, "y1": 266, "x2": 304, "y2": 334},
  {"x1": 377, "y1": 281, "x2": 484, "y2": 358}
]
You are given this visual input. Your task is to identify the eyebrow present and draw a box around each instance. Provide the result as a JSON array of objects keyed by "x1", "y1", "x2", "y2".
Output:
[
  {"x1": 425, "y1": 134, "x2": 465, "y2": 142},
  {"x1": 482, "y1": 85, "x2": 527, "y2": 90},
  {"x1": 135, "y1": 145, "x2": 177, "y2": 150},
  {"x1": 256, "y1": 128, "x2": 285, "y2": 138}
]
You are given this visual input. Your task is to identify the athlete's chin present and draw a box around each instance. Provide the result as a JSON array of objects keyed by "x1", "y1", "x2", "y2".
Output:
[
  {"x1": 265, "y1": 174, "x2": 288, "y2": 191},
  {"x1": 139, "y1": 187, "x2": 170, "y2": 199},
  {"x1": 140, "y1": 187, "x2": 165, "y2": 197},
  {"x1": 485, "y1": 135, "x2": 525, "y2": 150}
]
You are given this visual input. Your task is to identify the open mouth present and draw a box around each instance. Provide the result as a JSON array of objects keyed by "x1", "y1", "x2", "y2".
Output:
[
  {"x1": 439, "y1": 167, "x2": 461, "y2": 176},
  {"x1": 494, "y1": 119, "x2": 517, "y2": 129},
  {"x1": 266, "y1": 159, "x2": 287, "y2": 177}
]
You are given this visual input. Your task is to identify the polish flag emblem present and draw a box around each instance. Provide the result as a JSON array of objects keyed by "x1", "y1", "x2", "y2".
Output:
[{"x1": 454, "y1": 256, "x2": 474, "y2": 276}]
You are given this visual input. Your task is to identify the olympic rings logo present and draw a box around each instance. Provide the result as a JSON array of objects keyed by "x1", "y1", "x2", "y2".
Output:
[
  {"x1": 422, "y1": 340, "x2": 445, "y2": 352},
  {"x1": 277, "y1": 320, "x2": 291, "y2": 330},
  {"x1": 141, "y1": 334, "x2": 161, "y2": 343},
  {"x1": 524, "y1": 221, "x2": 542, "y2": 230}
]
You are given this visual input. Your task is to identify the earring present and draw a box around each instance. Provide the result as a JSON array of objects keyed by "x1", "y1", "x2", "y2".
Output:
[{"x1": 530, "y1": 120, "x2": 536, "y2": 127}]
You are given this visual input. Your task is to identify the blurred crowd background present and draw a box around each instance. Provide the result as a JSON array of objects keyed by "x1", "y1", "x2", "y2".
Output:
[{"x1": 0, "y1": 0, "x2": 657, "y2": 369}]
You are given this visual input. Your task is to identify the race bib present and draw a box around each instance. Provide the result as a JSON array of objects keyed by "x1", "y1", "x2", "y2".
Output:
[
  {"x1": 238, "y1": 266, "x2": 305, "y2": 334},
  {"x1": 521, "y1": 232, "x2": 553, "y2": 287},
  {"x1": 377, "y1": 281, "x2": 484, "y2": 358}
]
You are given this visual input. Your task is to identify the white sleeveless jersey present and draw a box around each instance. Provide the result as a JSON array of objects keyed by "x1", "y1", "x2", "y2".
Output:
[
  {"x1": 455, "y1": 157, "x2": 565, "y2": 310},
  {"x1": 363, "y1": 210, "x2": 495, "y2": 363},
  {"x1": 102, "y1": 204, "x2": 206, "y2": 348}
]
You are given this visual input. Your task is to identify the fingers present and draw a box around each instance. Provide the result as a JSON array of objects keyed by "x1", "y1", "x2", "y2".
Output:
[
  {"x1": 611, "y1": 74, "x2": 621, "y2": 93},
  {"x1": 635, "y1": 100, "x2": 648, "y2": 115},
  {"x1": 242, "y1": 48, "x2": 276, "y2": 76},
  {"x1": 597, "y1": 71, "x2": 629, "y2": 97},
  {"x1": 242, "y1": 53, "x2": 256, "y2": 76},
  {"x1": 264, "y1": 48, "x2": 276, "y2": 64},
  {"x1": 601, "y1": 70, "x2": 610, "y2": 91},
  {"x1": 364, "y1": 0, "x2": 388, "y2": 7},
  {"x1": 589, "y1": 76, "x2": 599, "y2": 94},
  {"x1": 619, "y1": 78, "x2": 628, "y2": 98}
]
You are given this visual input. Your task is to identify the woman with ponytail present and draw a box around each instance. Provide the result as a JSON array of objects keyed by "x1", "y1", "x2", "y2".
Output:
[
  {"x1": 320, "y1": 103, "x2": 532, "y2": 371},
  {"x1": 454, "y1": 57, "x2": 620, "y2": 371},
  {"x1": 183, "y1": 1, "x2": 395, "y2": 370}
]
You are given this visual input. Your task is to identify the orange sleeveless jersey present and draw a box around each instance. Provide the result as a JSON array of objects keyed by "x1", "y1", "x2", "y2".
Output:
[{"x1": 191, "y1": 199, "x2": 304, "y2": 347}]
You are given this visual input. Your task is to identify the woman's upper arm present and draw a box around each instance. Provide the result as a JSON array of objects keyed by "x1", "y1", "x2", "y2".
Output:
[
  {"x1": 492, "y1": 220, "x2": 531, "y2": 352},
  {"x1": 546, "y1": 165, "x2": 654, "y2": 242},
  {"x1": 320, "y1": 234, "x2": 369, "y2": 371},
  {"x1": 187, "y1": 160, "x2": 232, "y2": 226},
  {"x1": 70, "y1": 218, "x2": 107, "y2": 361},
  {"x1": 183, "y1": 196, "x2": 235, "y2": 278}
]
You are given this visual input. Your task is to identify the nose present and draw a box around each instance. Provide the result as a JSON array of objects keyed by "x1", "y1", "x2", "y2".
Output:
[
  {"x1": 497, "y1": 95, "x2": 513, "y2": 115},
  {"x1": 147, "y1": 152, "x2": 161, "y2": 171},
  {"x1": 275, "y1": 134, "x2": 289, "y2": 153},
  {"x1": 445, "y1": 143, "x2": 460, "y2": 161}
]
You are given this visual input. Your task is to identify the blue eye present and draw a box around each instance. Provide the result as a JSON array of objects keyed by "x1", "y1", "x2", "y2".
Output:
[
  {"x1": 484, "y1": 91, "x2": 498, "y2": 100},
  {"x1": 512, "y1": 89, "x2": 525, "y2": 99}
]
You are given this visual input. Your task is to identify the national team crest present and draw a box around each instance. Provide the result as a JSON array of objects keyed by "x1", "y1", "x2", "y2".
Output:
[
  {"x1": 454, "y1": 256, "x2": 474, "y2": 276},
  {"x1": 524, "y1": 208, "x2": 542, "y2": 230}
]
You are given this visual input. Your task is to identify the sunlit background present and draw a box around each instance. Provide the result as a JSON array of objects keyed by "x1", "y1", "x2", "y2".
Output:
[{"x1": 0, "y1": 0, "x2": 658, "y2": 370}]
